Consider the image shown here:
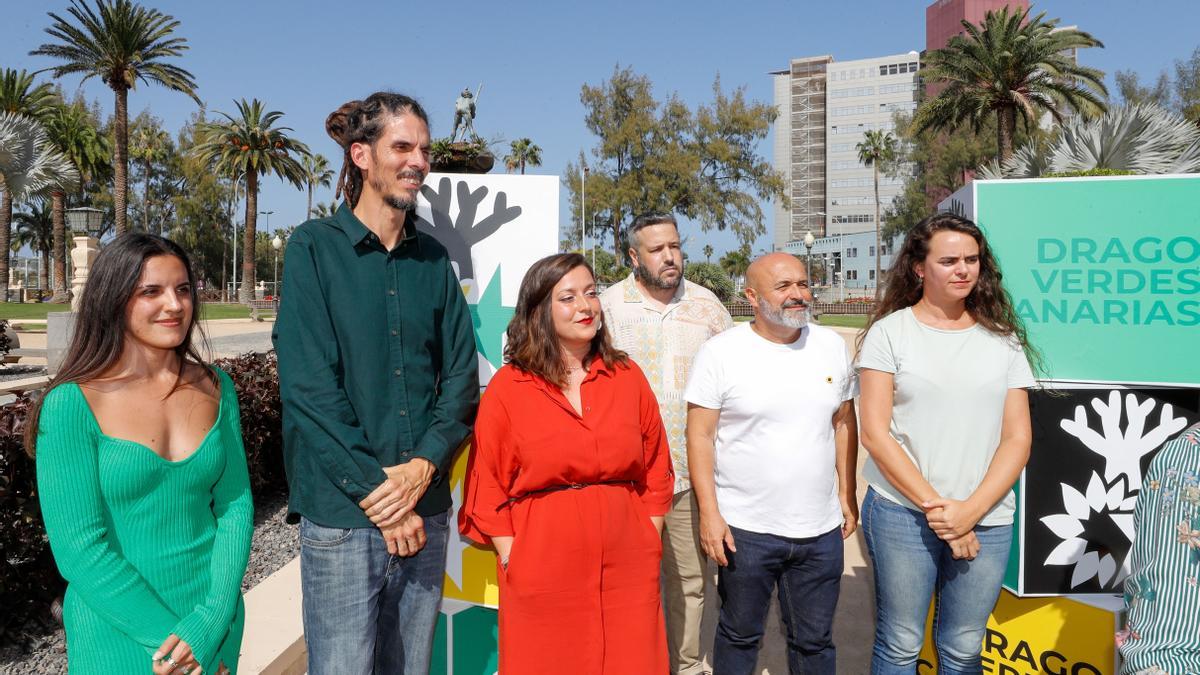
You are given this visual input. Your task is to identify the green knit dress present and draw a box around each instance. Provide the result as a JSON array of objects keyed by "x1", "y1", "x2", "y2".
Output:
[{"x1": 36, "y1": 367, "x2": 254, "y2": 674}]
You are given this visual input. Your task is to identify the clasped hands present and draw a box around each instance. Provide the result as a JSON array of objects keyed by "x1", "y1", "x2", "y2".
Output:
[
  {"x1": 151, "y1": 635, "x2": 230, "y2": 674},
  {"x1": 921, "y1": 497, "x2": 984, "y2": 561},
  {"x1": 358, "y1": 458, "x2": 436, "y2": 557}
]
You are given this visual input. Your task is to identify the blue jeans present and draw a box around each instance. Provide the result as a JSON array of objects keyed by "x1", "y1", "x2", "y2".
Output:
[
  {"x1": 300, "y1": 510, "x2": 450, "y2": 675},
  {"x1": 861, "y1": 487, "x2": 1011, "y2": 675},
  {"x1": 713, "y1": 525, "x2": 843, "y2": 675}
]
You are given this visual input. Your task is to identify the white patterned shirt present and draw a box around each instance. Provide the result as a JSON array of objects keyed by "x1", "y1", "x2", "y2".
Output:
[{"x1": 601, "y1": 275, "x2": 733, "y2": 494}]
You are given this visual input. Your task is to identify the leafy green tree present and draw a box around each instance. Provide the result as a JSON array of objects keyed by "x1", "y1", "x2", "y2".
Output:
[
  {"x1": 129, "y1": 113, "x2": 171, "y2": 234},
  {"x1": 913, "y1": 6, "x2": 1107, "y2": 162},
  {"x1": 44, "y1": 101, "x2": 112, "y2": 300},
  {"x1": 683, "y1": 261, "x2": 734, "y2": 302},
  {"x1": 1175, "y1": 47, "x2": 1200, "y2": 123},
  {"x1": 857, "y1": 129, "x2": 897, "y2": 292},
  {"x1": 192, "y1": 99, "x2": 308, "y2": 301},
  {"x1": 504, "y1": 138, "x2": 542, "y2": 174},
  {"x1": 1115, "y1": 70, "x2": 1173, "y2": 108},
  {"x1": 12, "y1": 198, "x2": 52, "y2": 290},
  {"x1": 702, "y1": 243, "x2": 713, "y2": 263},
  {"x1": 301, "y1": 153, "x2": 334, "y2": 219},
  {"x1": 32, "y1": 0, "x2": 200, "y2": 236},
  {"x1": 566, "y1": 67, "x2": 785, "y2": 257},
  {"x1": 168, "y1": 109, "x2": 236, "y2": 291}
]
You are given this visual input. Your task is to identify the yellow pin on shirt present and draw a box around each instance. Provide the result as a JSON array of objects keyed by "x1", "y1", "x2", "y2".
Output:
[{"x1": 825, "y1": 376, "x2": 833, "y2": 383}]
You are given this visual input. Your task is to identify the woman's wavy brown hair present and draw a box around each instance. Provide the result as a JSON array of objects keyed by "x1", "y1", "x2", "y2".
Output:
[
  {"x1": 325, "y1": 92, "x2": 429, "y2": 209},
  {"x1": 504, "y1": 253, "x2": 628, "y2": 386},
  {"x1": 860, "y1": 212, "x2": 1046, "y2": 377}
]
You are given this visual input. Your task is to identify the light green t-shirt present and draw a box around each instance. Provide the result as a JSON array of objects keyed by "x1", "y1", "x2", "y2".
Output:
[{"x1": 857, "y1": 307, "x2": 1035, "y2": 526}]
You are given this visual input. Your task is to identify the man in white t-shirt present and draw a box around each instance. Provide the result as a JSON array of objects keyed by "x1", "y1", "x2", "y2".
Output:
[{"x1": 684, "y1": 253, "x2": 857, "y2": 675}]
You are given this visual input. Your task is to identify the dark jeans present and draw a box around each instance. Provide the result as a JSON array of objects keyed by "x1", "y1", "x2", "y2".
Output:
[
  {"x1": 713, "y1": 525, "x2": 843, "y2": 675},
  {"x1": 300, "y1": 510, "x2": 450, "y2": 675}
]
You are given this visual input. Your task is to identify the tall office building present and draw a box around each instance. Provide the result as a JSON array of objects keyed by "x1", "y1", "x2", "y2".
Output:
[
  {"x1": 771, "y1": 52, "x2": 920, "y2": 249},
  {"x1": 926, "y1": 0, "x2": 1030, "y2": 52}
]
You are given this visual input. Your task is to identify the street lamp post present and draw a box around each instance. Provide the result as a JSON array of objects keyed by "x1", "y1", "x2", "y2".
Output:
[
  {"x1": 803, "y1": 230, "x2": 815, "y2": 287},
  {"x1": 271, "y1": 232, "x2": 284, "y2": 312}
]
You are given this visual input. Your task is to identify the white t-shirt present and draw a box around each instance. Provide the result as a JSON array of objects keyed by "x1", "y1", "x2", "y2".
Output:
[
  {"x1": 856, "y1": 307, "x2": 1036, "y2": 526},
  {"x1": 684, "y1": 322, "x2": 857, "y2": 538}
]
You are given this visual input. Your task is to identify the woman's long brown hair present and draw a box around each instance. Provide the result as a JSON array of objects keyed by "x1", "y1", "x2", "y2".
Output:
[
  {"x1": 859, "y1": 212, "x2": 1047, "y2": 377},
  {"x1": 504, "y1": 253, "x2": 627, "y2": 386},
  {"x1": 24, "y1": 234, "x2": 212, "y2": 456}
]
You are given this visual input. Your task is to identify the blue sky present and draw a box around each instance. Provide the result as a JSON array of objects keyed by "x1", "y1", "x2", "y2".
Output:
[{"x1": 3, "y1": 0, "x2": 1198, "y2": 260}]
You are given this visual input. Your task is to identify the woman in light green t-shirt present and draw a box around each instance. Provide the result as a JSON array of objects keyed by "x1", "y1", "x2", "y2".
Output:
[
  {"x1": 28, "y1": 234, "x2": 253, "y2": 675},
  {"x1": 857, "y1": 213, "x2": 1039, "y2": 674}
]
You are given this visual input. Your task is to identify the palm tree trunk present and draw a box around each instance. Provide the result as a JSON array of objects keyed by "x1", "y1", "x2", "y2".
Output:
[
  {"x1": 41, "y1": 249, "x2": 50, "y2": 293},
  {"x1": 873, "y1": 163, "x2": 882, "y2": 300},
  {"x1": 114, "y1": 86, "x2": 130, "y2": 236},
  {"x1": 306, "y1": 183, "x2": 313, "y2": 220},
  {"x1": 0, "y1": 188, "x2": 10, "y2": 301},
  {"x1": 997, "y1": 107, "x2": 1016, "y2": 162},
  {"x1": 611, "y1": 212, "x2": 621, "y2": 260},
  {"x1": 240, "y1": 171, "x2": 258, "y2": 302},
  {"x1": 51, "y1": 191, "x2": 69, "y2": 303},
  {"x1": 520, "y1": 159, "x2": 525, "y2": 175}
]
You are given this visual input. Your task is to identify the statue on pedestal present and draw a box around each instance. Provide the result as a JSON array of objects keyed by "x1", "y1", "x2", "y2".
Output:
[{"x1": 451, "y1": 87, "x2": 479, "y2": 143}]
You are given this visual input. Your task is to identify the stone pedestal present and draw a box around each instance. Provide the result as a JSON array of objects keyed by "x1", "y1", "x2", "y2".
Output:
[
  {"x1": 47, "y1": 311, "x2": 76, "y2": 376},
  {"x1": 70, "y1": 235, "x2": 99, "y2": 312}
]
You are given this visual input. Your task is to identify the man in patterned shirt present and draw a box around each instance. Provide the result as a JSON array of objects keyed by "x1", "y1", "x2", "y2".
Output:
[{"x1": 601, "y1": 211, "x2": 733, "y2": 675}]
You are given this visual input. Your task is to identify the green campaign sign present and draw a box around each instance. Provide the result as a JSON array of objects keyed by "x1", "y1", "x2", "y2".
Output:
[{"x1": 969, "y1": 176, "x2": 1200, "y2": 386}]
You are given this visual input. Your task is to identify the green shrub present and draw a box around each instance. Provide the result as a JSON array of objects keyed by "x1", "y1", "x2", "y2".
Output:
[
  {"x1": 1042, "y1": 168, "x2": 1137, "y2": 178},
  {"x1": 684, "y1": 262, "x2": 736, "y2": 302}
]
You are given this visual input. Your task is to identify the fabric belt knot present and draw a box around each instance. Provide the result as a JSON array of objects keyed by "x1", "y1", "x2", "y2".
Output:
[{"x1": 498, "y1": 479, "x2": 636, "y2": 510}]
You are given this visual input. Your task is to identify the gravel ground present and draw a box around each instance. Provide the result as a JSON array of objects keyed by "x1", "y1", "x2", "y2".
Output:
[{"x1": 0, "y1": 492, "x2": 298, "y2": 675}]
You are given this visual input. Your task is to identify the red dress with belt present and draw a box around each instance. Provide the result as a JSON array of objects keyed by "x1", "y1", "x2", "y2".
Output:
[{"x1": 459, "y1": 356, "x2": 674, "y2": 675}]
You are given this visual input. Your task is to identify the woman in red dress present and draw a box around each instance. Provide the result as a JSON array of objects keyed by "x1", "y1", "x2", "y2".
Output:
[{"x1": 459, "y1": 252, "x2": 673, "y2": 674}]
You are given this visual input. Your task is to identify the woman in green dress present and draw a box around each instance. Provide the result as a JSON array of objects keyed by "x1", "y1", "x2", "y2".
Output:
[{"x1": 27, "y1": 234, "x2": 253, "y2": 674}]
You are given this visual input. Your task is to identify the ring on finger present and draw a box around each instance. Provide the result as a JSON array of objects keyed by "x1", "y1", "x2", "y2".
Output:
[
  {"x1": 182, "y1": 666, "x2": 193, "y2": 675},
  {"x1": 164, "y1": 656, "x2": 178, "y2": 667}
]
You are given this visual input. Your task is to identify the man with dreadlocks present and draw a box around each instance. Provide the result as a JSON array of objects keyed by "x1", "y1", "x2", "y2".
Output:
[{"x1": 272, "y1": 92, "x2": 479, "y2": 674}]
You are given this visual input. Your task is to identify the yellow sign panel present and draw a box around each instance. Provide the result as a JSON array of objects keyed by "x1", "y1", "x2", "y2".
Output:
[
  {"x1": 919, "y1": 591, "x2": 1118, "y2": 674},
  {"x1": 442, "y1": 445, "x2": 501, "y2": 607}
]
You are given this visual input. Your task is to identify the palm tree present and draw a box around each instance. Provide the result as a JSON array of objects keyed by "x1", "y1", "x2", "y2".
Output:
[
  {"x1": 912, "y1": 6, "x2": 1107, "y2": 162},
  {"x1": 32, "y1": 0, "x2": 199, "y2": 236},
  {"x1": 0, "y1": 69, "x2": 59, "y2": 119},
  {"x1": 719, "y1": 244, "x2": 752, "y2": 286},
  {"x1": 981, "y1": 103, "x2": 1200, "y2": 178},
  {"x1": 0, "y1": 112, "x2": 78, "y2": 300},
  {"x1": 192, "y1": 99, "x2": 308, "y2": 302},
  {"x1": 311, "y1": 201, "x2": 338, "y2": 218},
  {"x1": 504, "y1": 138, "x2": 543, "y2": 174},
  {"x1": 857, "y1": 129, "x2": 897, "y2": 296},
  {"x1": 301, "y1": 153, "x2": 334, "y2": 219},
  {"x1": 703, "y1": 244, "x2": 714, "y2": 263},
  {"x1": 129, "y1": 120, "x2": 170, "y2": 233},
  {"x1": 12, "y1": 199, "x2": 53, "y2": 290},
  {"x1": 0, "y1": 69, "x2": 60, "y2": 300},
  {"x1": 43, "y1": 102, "x2": 104, "y2": 302}
]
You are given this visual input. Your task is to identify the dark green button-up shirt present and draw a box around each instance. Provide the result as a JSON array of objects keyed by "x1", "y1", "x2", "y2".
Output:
[{"x1": 273, "y1": 203, "x2": 479, "y2": 528}]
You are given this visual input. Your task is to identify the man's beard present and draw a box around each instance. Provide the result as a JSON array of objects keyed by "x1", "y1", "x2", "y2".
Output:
[
  {"x1": 758, "y1": 297, "x2": 810, "y2": 329},
  {"x1": 634, "y1": 260, "x2": 682, "y2": 290},
  {"x1": 370, "y1": 172, "x2": 422, "y2": 212}
]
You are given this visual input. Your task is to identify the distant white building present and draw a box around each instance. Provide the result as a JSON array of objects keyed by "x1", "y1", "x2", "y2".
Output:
[
  {"x1": 783, "y1": 230, "x2": 904, "y2": 292},
  {"x1": 771, "y1": 51, "x2": 920, "y2": 252}
]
